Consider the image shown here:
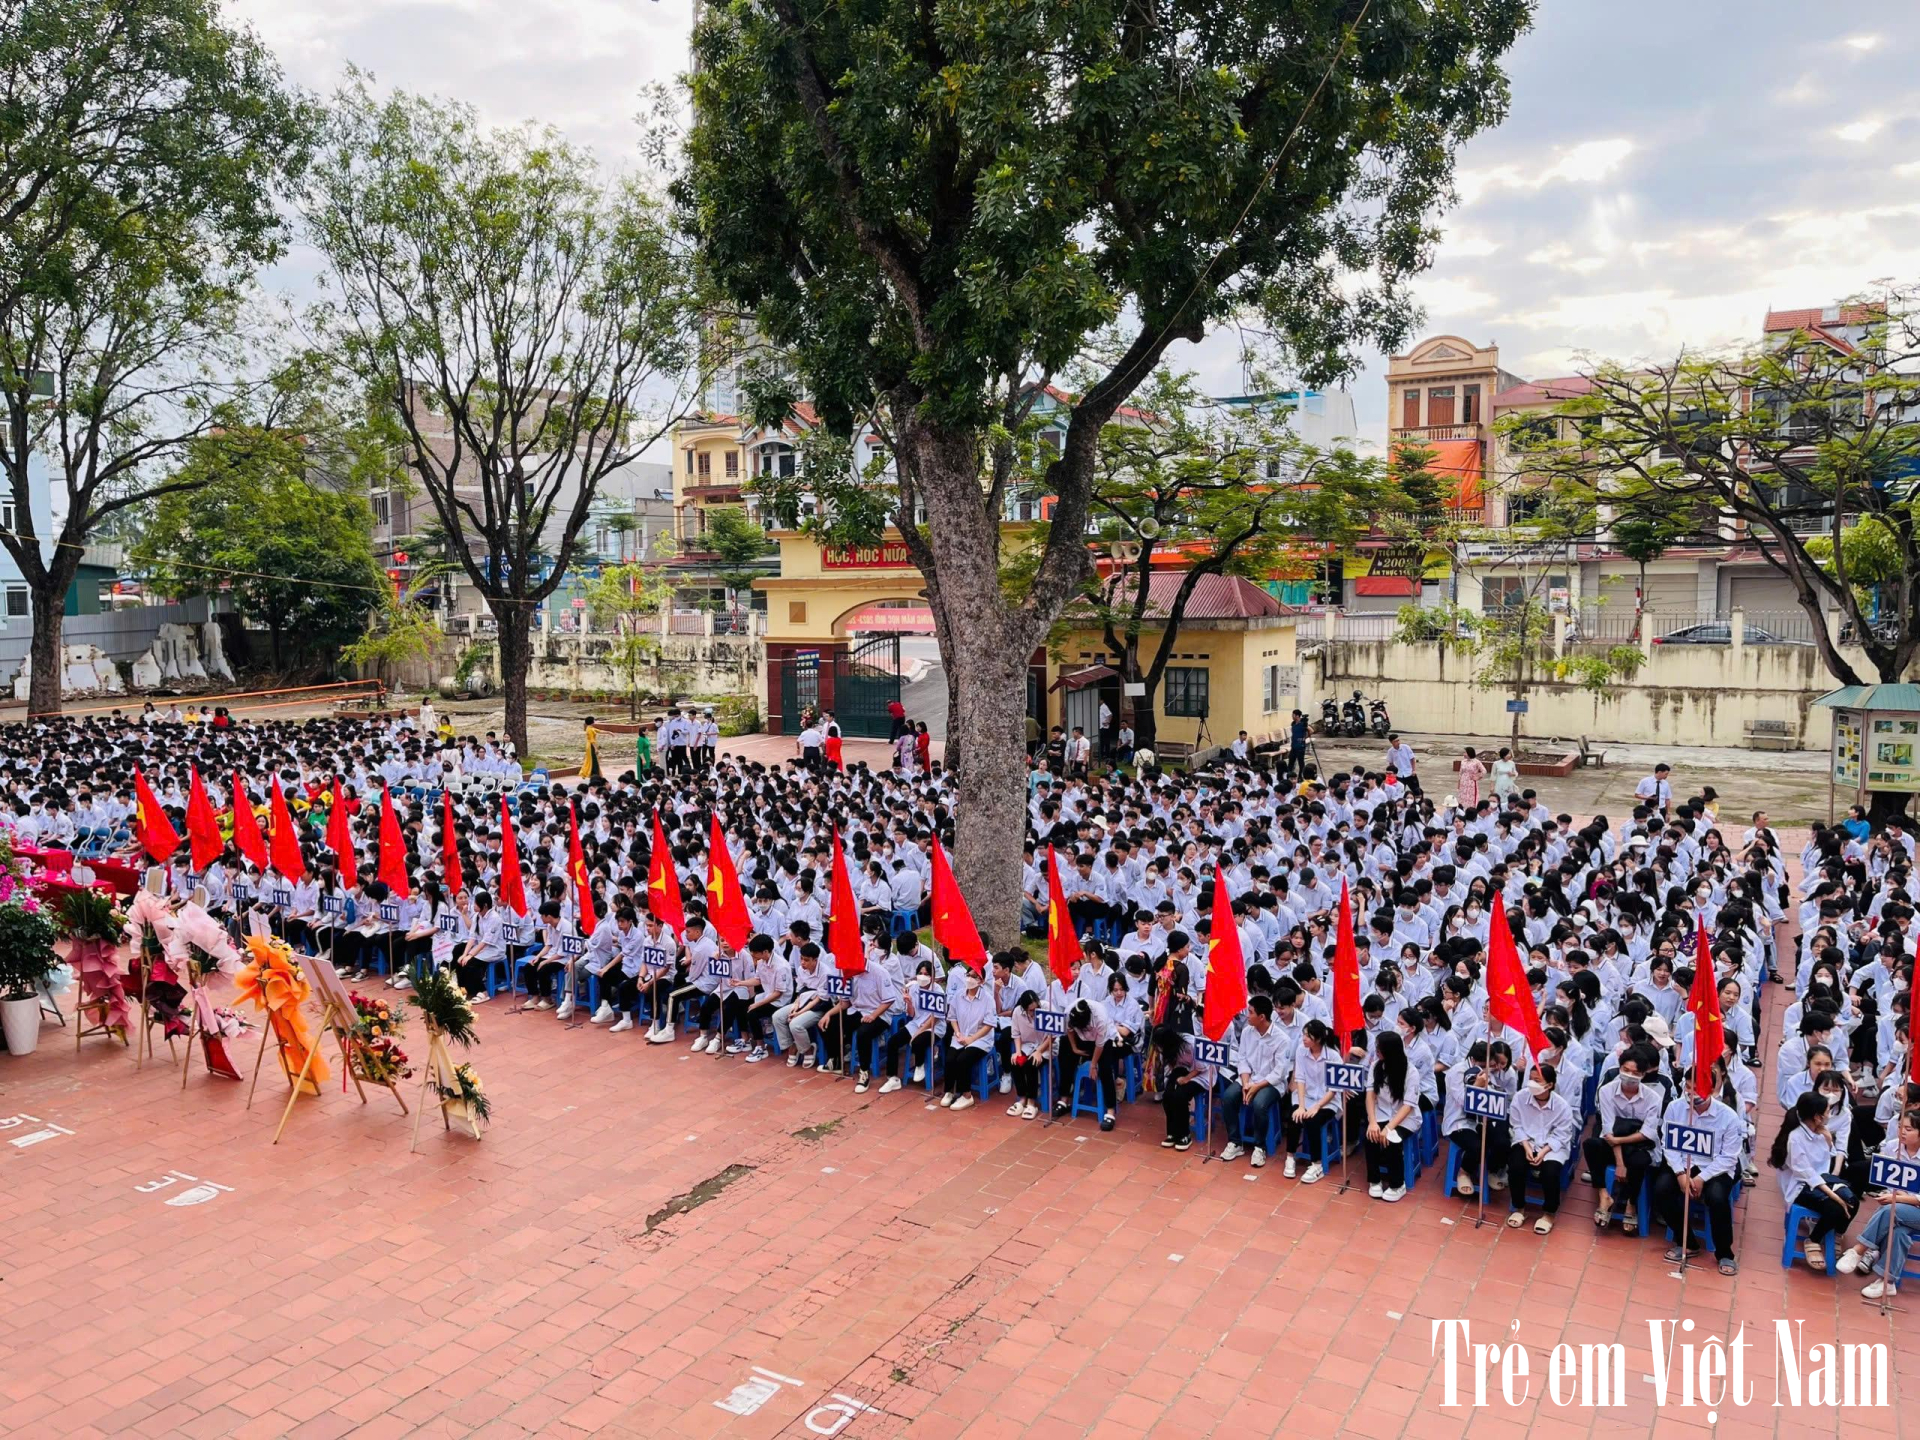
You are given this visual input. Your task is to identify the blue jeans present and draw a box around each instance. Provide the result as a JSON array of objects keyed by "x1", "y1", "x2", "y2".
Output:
[
  {"x1": 1859, "y1": 1201, "x2": 1920, "y2": 1279},
  {"x1": 1221, "y1": 1080, "x2": 1281, "y2": 1150}
]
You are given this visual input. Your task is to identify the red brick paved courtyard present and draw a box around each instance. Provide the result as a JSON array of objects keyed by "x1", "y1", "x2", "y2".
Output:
[{"x1": 1, "y1": 866, "x2": 1913, "y2": 1440}]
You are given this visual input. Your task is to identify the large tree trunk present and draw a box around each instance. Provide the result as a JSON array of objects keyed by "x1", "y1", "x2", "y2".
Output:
[
  {"x1": 494, "y1": 601, "x2": 533, "y2": 760},
  {"x1": 911, "y1": 432, "x2": 1054, "y2": 952},
  {"x1": 26, "y1": 588, "x2": 64, "y2": 717}
]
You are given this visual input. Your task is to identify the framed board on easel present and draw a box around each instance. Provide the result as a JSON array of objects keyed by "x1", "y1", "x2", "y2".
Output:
[
  {"x1": 410, "y1": 1023, "x2": 482, "y2": 1150},
  {"x1": 264, "y1": 952, "x2": 409, "y2": 1146}
]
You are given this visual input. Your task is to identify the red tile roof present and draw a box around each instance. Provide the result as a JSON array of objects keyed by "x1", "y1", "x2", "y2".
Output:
[
  {"x1": 1078, "y1": 572, "x2": 1282, "y2": 622},
  {"x1": 1492, "y1": 376, "x2": 1596, "y2": 411},
  {"x1": 1763, "y1": 304, "x2": 1881, "y2": 333}
]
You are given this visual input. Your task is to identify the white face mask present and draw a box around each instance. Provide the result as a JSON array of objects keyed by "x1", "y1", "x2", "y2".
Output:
[{"x1": 1529, "y1": 1081, "x2": 1551, "y2": 1099}]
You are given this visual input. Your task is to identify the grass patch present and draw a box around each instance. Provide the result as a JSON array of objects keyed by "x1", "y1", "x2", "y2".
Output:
[{"x1": 644, "y1": 1163, "x2": 756, "y2": 1233}]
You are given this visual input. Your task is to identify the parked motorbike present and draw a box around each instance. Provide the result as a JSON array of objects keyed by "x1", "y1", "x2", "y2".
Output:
[
  {"x1": 1368, "y1": 696, "x2": 1392, "y2": 736},
  {"x1": 1317, "y1": 696, "x2": 1342, "y2": 736},
  {"x1": 1340, "y1": 690, "x2": 1368, "y2": 737}
]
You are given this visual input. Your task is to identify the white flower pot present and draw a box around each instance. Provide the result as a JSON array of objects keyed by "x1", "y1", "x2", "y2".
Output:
[{"x1": 2, "y1": 995, "x2": 42, "y2": 1056}]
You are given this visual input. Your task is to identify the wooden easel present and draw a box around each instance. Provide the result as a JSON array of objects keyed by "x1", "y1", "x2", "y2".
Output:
[
  {"x1": 271, "y1": 996, "x2": 380, "y2": 1146},
  {"x1": 410, "y1": 1023, "x2": 481, "y2": 1150},
  {"x1": 72, "y1": 938, "x2": 131, "y2": 1054}
]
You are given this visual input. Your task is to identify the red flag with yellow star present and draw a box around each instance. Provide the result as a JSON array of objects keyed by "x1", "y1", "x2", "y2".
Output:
[
  {"x1": 1330, "y1": 876, "x2": 1365, "y2": 1052},
  {"x1": 1201, "y1": 861, "x2": 1247, "y2": 1042},
  {"x1": 267, "y1": 775, "x2": 305, "y2": 882},
  {"x1": 231, "y1": 772, "x2": 268, "y2": 872},
  {"x1": 929, "y1": 833, "x2": 985, "y2": 974},
  {"x1": 1045, "y1": 845, "x2": 1078, "y2": 989},
  {"x1": 1485, "y1": 894, "x2": 1548, "y2": 1057},
  {"x1": 647, "y1": 810, "x2": 684, "y2": 932},
  {"x1": 705, "y1": 812, "x2": 751, "y2": 950},
  {"x1": 497, "y1": 796, "x2": 528, "y2": 919},
  {"x1": 185, "y1": 768, "x2": 224, "y2": 872},
  {"x1": 132, "y1": 767, "x2": 180, "y2": 865},
  {"x1": 828, "y1": 828, "x2": 866, "y2": 977},
  {"x1": 1687, "y1": 916, "x2": 1724, "y2": 1097},
  {"x1": 567, "y1": 801, "x2": 597, "y2": 936}
]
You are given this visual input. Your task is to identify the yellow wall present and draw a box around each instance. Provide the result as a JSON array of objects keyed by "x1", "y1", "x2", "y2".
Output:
[{"x1": 1049, "y1": 620, "x2": 1299, "y2": 747}]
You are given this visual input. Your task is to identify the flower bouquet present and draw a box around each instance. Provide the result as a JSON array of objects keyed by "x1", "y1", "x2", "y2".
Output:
[
  {"x1": 348, "y1": 991, "x2": 412, "y2": 1086},
  {"x1": 52, "y1": 885, "x2": 130, "y2": 1042},
  {"x1": 166, "y1": 906, "x2": 245, "y2": 1080},
  {"x1": 411, "y1": 966, "x2": 478, "y2": 1047},
  {"x1": 437, "y1": 1061, "x2": 491, "y2": 1125},
  {"x1": 233, "y1": 934, "x2": 327, "y2": 1091},
  {"x1": 122, "y1": 889, "x2": 185, "y2": 1038}
]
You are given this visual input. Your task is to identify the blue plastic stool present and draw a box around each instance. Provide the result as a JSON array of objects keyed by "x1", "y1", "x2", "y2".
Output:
[
  {"x1": 1070, "y1": 1062, "x2": 1104, "y2": 1121},
  {"x1": 1236, "y1": 1101, "x2": 1282, "y2": 1158},
  {"x1": 889, "y1": 908, "x2": 918, "y2": 937},
  {"x1": 1598, "y1": 1164, "x2": 1653, "y2": 1235},
  {"x1": 1782, "y1": 1201, "x2": 1837, "y2": 1272}
]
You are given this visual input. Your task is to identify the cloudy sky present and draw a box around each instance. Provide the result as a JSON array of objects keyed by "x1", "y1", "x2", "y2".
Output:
[{"x1": 234, "y1": 0, "x2": 1920, "y2": 450}]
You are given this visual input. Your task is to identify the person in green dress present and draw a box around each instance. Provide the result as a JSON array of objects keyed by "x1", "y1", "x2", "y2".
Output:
[{"x1": 635, "y1": 721, "x2": 654, "y2": 774}]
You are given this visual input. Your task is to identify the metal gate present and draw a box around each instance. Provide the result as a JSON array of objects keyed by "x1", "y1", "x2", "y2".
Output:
[
  {"x1": 837, "y1": 633, "x2": 902, "y2": 738},
  {"x1": 776, "y1": 636, "x2": 902, "y2": 739}
]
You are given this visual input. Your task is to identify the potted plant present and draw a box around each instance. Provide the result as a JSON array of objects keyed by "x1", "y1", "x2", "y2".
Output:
[{"x1": 0, "y1": 897, "x2": 59, "y2": 1056}]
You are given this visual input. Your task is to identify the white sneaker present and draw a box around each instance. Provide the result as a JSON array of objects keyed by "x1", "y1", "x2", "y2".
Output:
[
  {"x1": 912, "y1": 1066, "x2": 926, "y2": 1083},
  {"x1": 1250, "y1": 1148, "x2": 1267, "y2": 1169},
  {"x1": 1837, "y1": 1250, "x2": 1863, "y2": 1275},
  {"x1": 1300, "y1": 1163, "x2": 1324, "y2": 1184},
  {"x1": 998, "y1": 1074, "x2": 1013, "y2": 1095},
  {"x1": 878, "y1": 1077, "x2": 902, "y2": 1094},
  {"x1": 939, "y1": 1093, "x2": 955, "y2": 1108},
  {"x1": 951, "y1": 1094, "x2": 975, "y2": 1111},
  {"x1": 854, "y1": 1078, "x2": 869, "y2": 1093},
  {"x1": 1863, "y1": 1279, "x2": 1892, "y2": 1299},
  {"x1": 1219, "y1": 1143, "x2": 1244, "y2": 1162},
  {"x1": 646, "y1": 1026, "x2": 672, "y2": 1044},
  {"x1": 554, "y1": 998, "x2": 573, "y2": 1019},
  {"x1": 1368, "y1": 1182, "x2": 1385, "y2": 1198},
  {"x1": 724, "y1": 1040, "x2": 748, "y2": 1055},
  {"x1": 608, "y1": 1015, "x2": 633, "y2": 1033},
  {"x1": 1283, "y1": 1156, "x2": 1297, "y2": 1178},
  {"x1": 746, "y1": 1046, "x2": 767, "y2": 1063},
  {"x1": 1382, "y1": 1186, "x2": 1405, "y2": 1203},
  {"x1": 591, "y1": 1001, "x2": 615, "y2": 1025}
]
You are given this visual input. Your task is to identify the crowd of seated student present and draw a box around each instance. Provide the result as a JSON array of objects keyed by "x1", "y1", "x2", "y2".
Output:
[{"x1": 15, "y1": 708, "x2": 1920, "y2": 1289}]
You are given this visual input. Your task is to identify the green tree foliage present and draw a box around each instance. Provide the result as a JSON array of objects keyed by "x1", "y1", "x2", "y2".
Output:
[
  {"x1": 133, "y1": 427, "x2": 385, "y2": 669},
  {"x1": 304, "y1": 76, "x2": 696, "y2": 754},
  {"x1": 702, "y1": 505, "x2": 771, "y2": 615},
  {"x1": 1521, "y1": 288, "x2": 1920, "y2": 687},
  {"x1": 0, "y1": 0, "x2": 315, "y2": 713},
  {"x1": 584, "y1": 562, "x2": 674, "y2": 718},
  {"x1": 678, "y1": 0, "x2": 1532, "y2": 937},
  {"x1": 1040, "y1": 371, "x2": 1404, "y2": 744}
]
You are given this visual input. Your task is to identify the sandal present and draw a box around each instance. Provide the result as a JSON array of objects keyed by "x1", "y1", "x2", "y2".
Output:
[
  {"x1": 1593, "y1": 1200, "x2": 1612, "y2": 1228},
  {"x1": 1505, "y1": 1212, "x2": 1524, "y2": 1228},
  {"x1": 1718, "y1": 1258, "x2": 1739, "y2": 1276},
  {"x1": 1534, "y1": 1216, "x2": 1553, "y2": 1235}
]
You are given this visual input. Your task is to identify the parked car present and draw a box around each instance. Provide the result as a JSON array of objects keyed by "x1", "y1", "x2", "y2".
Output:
[{"x1": 1650, "y1": 621, "x2": 1809, "y2": 645}]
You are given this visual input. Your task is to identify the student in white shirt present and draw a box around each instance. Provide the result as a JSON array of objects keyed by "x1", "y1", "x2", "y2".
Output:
[
  {"x1": 939, "y1": 964, "x2": 996, "y2": 1110},
  {"x1": 1654, "y1": 1086, "x2": 1746, "y2": 1273},
  {"x1": 1052, "y1": 996, "x2": 1121, "y2": 1131},
  {"x1": 1361, "y1": 1029, "x2": 1420, "y2": 1201},
  {"x1": 1505, "y1": 1062, "x2": 1577, "y2": 1233},
  {"x1": 1769, "y1": 1090, "x2": 1858, "y2": 1274}
]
